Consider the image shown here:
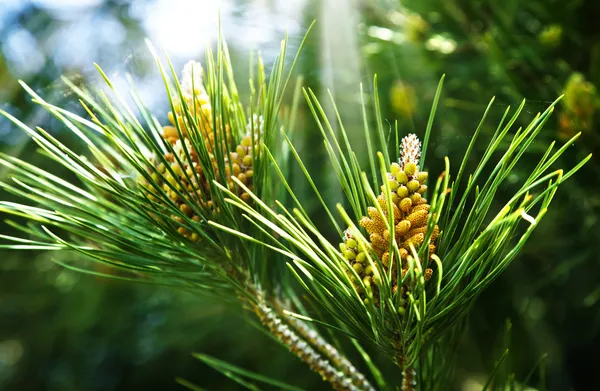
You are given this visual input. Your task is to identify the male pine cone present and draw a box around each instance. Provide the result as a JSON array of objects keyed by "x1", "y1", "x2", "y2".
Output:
[
  {"x1": 339, "y1": 134, "x2": 439, "y2": 304},
  {"x1": 138, "y1": 61, "x2": 259, "y2": 242}
]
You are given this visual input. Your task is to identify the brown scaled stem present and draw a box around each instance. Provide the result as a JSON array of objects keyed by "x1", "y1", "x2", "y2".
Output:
[
  {"x1": 280, "y1": 310, "x2": 376, "y2": 391},
  {"x1": 254, "y1": 299, "x2": 365, "y2": 391},
  {"x1": 393, "y1": 328, "x2": 417, "y2": 391},
  {"x1": 401, "y1": 365, "x2": 416, "y2": 391}
]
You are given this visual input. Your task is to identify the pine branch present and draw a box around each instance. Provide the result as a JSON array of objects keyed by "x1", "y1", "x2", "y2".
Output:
[
  {"x1": 212, "y1": 74, "x2": 591, "y2": 386},
  {"x1": 0, "y1": 18, "x2": 592, "y2": 390},
  {"x1": 277, "y1": 304, "x2": 376, "y2": 391},
  {"x1": 401, "y1": 366, "x2": 416, "y2": 391},
  {"x1": 253, "y1": 298, "x2": 367, "y2": 391}
]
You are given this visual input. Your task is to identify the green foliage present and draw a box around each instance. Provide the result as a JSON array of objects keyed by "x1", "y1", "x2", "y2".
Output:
[
  {"x1": 213, "y1": 73, "x2": 589, "y2": 378},
  {"x1": 0, "y1": 30, "x2": 311, "y2": 304},
  {"x1": 0, "y1": 21, "x2": 591, "y2": 391}
]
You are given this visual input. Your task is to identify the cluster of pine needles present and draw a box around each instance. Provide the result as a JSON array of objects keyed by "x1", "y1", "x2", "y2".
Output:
[{"x1": 0, "y1": 28, "x2": 591, "y2": 391}]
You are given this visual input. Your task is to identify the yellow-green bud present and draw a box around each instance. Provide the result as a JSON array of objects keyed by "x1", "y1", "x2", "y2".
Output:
[
  {"x1": 405, "y1": 162, "x2": 417, "y2": 176},
  {"x1": 395, "y1": 171, "x2": 408, "y2": 184},
  {"x1": 410, "y1": 192, "x2": 422, "y2": 204},
  {"x1": 346, "y1": 238, "x2": 358, "y2": 249},
  {"x1": 241, "y1": 135, "x2": 252, "y2": 147},
  {"x1": 416, "y1": 171, "x2": 428, "y2": 183},
  {"x1": 352, "y1": 263, "x2": 364, "y2": 274},
  {"x1": 407, "y1": 179, "x2": 420, "y2": 192},
  {"x1": 236, "y1": 145, "x2": 246, "y2": 158},
  {"x1": 172, "y1": 164, "x2": 182, "y2": 176},
  {"x1": 397, "y1": 185, "x2": 409, "y2": 198}
]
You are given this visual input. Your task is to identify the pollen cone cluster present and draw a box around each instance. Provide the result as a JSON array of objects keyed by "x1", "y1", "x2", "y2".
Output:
[
  {"x1": 339, "y1": 134, "x2": 439, "y2": 304},
  {"x1": 162, "y1": 60, "x2": 232, "y2": 151},
  {"x1": 138, "y1": 61, "x2": 261, "y2": 242}
]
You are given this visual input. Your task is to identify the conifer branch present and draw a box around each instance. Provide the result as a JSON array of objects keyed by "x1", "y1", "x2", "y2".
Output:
[
  {"x1": 401, "y1": 366, "x2": 416, "y2": 391},
  {"x1": 0, "y1": 19, "x2": 592, "y2": 390},
  {"x1": 253, "y1": 298, "x2": 366, "y2": 391},
  {"x1": 213, "y1": 74, "x2": 590, "y2": 390},
  {"x1": 279, "y1": 306, "x2": 376, "y2": 391}
]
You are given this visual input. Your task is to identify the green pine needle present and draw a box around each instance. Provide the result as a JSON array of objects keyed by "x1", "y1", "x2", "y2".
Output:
[{"x1": 211, "y1": 77, "x2": 590, "y2": 368}]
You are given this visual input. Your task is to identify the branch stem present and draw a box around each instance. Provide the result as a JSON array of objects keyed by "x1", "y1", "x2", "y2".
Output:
[
  {"x1": 401, "y1": 365, "x2": 416, "y2": 391},
  {"x1": 393, "y1": 326, "x2": 417, "y2": 391},
  {"x1": 281, "y1": 311, "x2": 376, "y2": 391},
  {"x1": 253, "y1": 300, "x2": 361, "y2": 391}
]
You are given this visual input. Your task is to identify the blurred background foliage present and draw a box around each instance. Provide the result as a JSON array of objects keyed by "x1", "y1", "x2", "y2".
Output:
[{"x1": 0, "y1": 0, "x2": 598, "y2": 390}]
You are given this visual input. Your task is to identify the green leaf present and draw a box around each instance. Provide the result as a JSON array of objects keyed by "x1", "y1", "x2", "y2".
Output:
[{"x1": 192, "y1": 353, "x2": 306, "y2": 391}]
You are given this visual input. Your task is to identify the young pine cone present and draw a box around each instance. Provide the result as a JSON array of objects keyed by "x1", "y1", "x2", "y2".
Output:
[
  {"x1": 137, "y1": 61, "x2": 261, "y2": 242},
  {"x1": 162, "y1": 60, "x2": 232, "y2": 152},
  {"x1": 339, "y1": 134, "x2": 439, "y2": 304}
]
